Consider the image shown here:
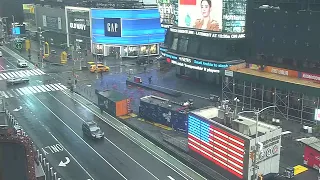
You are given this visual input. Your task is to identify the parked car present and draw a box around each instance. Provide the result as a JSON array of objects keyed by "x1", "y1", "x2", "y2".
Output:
[
  {"x1": 82, "y1": 121, "x2": 104, "y2": 139},
  {"x1": 7, "y1": 77, "x2": 29, "y2": 85},
  {"x1": 17, "y1": 59, "x2": 28, "y2": 68}
]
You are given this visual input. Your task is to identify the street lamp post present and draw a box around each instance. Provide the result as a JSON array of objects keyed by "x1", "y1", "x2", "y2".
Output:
[
  {"x1": 38, "y1": 28, "x2": 49, "y2": 68},
  {"x1": 234, "y1": 97, "x2": 240, "y2": 119},
  {"x1": 238, "y1": 106, "x2": 276, "y2": 180}
]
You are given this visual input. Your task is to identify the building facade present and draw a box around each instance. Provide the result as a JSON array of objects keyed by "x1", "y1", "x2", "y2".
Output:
[
  {"x1": 91, "y1": 8, "x2": 165, "y2": 58},
  {"x1": 160, "y1": 0, "x2": 248, "y2": 85},
  {"x1": 65, "y1": 6, "x2": 91, "y2": 52},
  {"x1": 35, "y1": 5, "x2": 67, "y2": 48}
]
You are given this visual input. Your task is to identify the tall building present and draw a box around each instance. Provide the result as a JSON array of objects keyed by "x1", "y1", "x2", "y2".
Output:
[{"x1": 223, "y1": 0, "x2": 320, "y2": 125}]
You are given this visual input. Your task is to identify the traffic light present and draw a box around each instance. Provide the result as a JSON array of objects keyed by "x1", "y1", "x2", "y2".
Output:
[{"x1": 60, "y1": 51, "x2": 67, "y2": 64}]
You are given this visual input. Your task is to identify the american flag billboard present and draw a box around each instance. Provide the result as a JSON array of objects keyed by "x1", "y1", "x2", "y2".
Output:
[{"x1": 188, "y1": 115, "x2": 245, "y2": 179}]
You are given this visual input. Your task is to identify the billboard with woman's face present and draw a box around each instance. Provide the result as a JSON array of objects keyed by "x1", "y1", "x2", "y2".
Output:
[{"x1": 178, "y1": 0, "x2": 246, "y2": 34}]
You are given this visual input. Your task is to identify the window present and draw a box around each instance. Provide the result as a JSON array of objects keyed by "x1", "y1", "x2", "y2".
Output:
[
  {"x1": 171, "y1": 33, "x2": 179, "y2": 51},
  {"x1": 187, "y1": 36, "x2": 200, "y2": 55},
  {"x1": 164, "y1": 31, "x2": 173, "y2": 47},
  {"x1": 178, "y1": 35, "x2": 188, "y2": 53},
  {"x1": 198, "y1": 38, "x2": 211, "y2": 57}
]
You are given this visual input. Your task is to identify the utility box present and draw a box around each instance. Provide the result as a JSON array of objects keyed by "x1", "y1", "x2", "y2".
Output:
[{"x1": 97, "y1": 90, "x2": 130, "y2": 117}]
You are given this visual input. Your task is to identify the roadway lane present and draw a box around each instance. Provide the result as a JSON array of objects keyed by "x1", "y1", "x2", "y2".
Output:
[
  {"x1": 15, "y1": 92, "x2": 128, "y2": 180},
  {"x1": 6, "y1": 97, "x2": 93, "y2": 180},
  {"x1": 35, "y1": 90, "x2": 189, "y2": 180}
]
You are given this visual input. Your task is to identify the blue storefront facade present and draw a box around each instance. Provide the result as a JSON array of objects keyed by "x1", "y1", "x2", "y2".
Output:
[{"x1": 91, "y1": 9, "x2": 165, "y2": 57}]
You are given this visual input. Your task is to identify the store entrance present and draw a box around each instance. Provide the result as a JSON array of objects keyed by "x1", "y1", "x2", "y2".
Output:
[{"x1": 107, "y1": 46, "x2": 121, "y2": 58}]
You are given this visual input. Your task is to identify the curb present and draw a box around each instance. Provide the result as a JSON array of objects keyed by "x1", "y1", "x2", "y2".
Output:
[{"x1": 74, "y1": 90, "x2": 219, "y2": 180}]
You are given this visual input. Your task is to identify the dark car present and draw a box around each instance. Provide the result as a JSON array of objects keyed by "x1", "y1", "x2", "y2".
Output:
[{"x1": 82, "y1": 121, "x2": 104, "y2": 139}]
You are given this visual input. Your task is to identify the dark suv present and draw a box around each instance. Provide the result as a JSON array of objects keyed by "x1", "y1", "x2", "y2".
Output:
[{"x1": 82, "y1": 121, "x2": 104, "y2": 139}]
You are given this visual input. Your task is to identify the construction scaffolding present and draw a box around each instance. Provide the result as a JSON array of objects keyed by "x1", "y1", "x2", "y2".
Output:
[{"x1": 222, "y1": 75, "x2": 320, "y2": 125}]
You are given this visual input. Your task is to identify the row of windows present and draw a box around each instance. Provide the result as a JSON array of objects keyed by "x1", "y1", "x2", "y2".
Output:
[{"x1": 164, "y1": 31, "x2": 245, "y2": 60}]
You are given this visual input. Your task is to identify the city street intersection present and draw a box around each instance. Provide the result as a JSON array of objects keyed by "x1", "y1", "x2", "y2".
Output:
[{"x1": 0, "y1": 44, "x2": 319, "y2": 180}]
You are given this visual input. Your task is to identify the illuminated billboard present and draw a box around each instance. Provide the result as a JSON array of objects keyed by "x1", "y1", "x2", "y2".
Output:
[
  {"x1": 91, "y1": 9, "x2": 165, "y2": 45},
  {"x1": 177, "y1": 0, "x2": 247, "y2": 38},
  {"x1": 188, "y1": 115, "x2": 245, "y2": 179},
  {"x1": 157, "y1": 0, "x2": 179, "y2": 28}
]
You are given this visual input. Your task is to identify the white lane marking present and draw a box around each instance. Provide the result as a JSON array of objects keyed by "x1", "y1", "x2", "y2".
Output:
[
  {"x1": 11, "y1": 72, "x2": 19, "y2": 77},
  {"x1": 28, "y1": 69, "x2": 37, "y2": 76},
  {"x1": 37, "y1": 85, "x2": 46, "y2": 92},
  {"x1": 54, "y1": 84, "x2": 66, "y2": 91},
  {"x1": 3, "y1": 73, "x2": 11, "y2": 79},
  {"x1": 21, "y1": 87, "x2": 32, "y2": 94},
  {"x1": 31, "y1": 94, "x2": 128, "y2": 180},
  {"x1": 62, "y1": 90, "x2": 201, "y2": 180},
  {"x1": 48, "y1": 84, "x2": 59, "y2": 91},
  {"x1": 27, "y1": 86, "x2": 38, "y2": 94},
  {"x1": 41, "y1": 85, "x2": 50, "y2": 92},
  {"x1": 7, "y1": 72, "x2": 15, "y2": 78},
  {"x1": 168, "y1": 176, "x2": 175, "y2": 180},
  {"x1": 16, "y1": 89, "x2": 24, "y2": 95},
  {"x1": 32, "y1": 86, "x2": 43, "y2": 93},
  {"x1": 47, "y1": 131, "x2": 95, "y2": 179},
  {"x1": 45, "y1": 84, "x2": 55, "y2": 91},
  {"x1": 11, "y1": 89, "x2": 19, "y2": 97},
  {"x1": 0, "y1": 91, "x2": 9, "y2": 98},
  {"x1": 6, "y1": 90, "x2": 14, "y2": 97},
  {"x1": 35, "y1": 69, "x2": 45, "y2": 75},
  {"x1": 0, "y1": 73, "x2": 6, "y2": 79},
  {"x1": 48, "y1": 92, "x2": 160, "y2": 180}
]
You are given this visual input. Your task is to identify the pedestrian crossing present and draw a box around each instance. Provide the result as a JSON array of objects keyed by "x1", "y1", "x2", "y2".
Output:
[
  {"x1": 0, "y1": 83, "x2": 68, "y2": 98},
  {"x1": 0, "y1": 69, "x2": 45, "y2": 80}
]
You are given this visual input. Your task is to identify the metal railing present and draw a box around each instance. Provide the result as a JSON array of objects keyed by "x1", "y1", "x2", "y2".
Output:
[{"x1": 161, "y1": 131, "x2": 189, "y2": 153}]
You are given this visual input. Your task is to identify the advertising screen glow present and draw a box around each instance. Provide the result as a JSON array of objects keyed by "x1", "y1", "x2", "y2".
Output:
[
  {"x1": 157, "y1": 0, "x2": 179, "y2": 28},
  {"x1": 188, "y1": 115, "x2": 245, "y2": 178},
  {"x1": 175, "y1": 0, "x2": 246, "y2": 38}
]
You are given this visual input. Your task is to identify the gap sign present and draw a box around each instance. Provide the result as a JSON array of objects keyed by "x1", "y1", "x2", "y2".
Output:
[{"x1": 104, "y1": 18, "x2": 122, "y2": 37}]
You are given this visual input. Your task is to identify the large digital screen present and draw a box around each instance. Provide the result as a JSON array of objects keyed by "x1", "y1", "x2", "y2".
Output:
[
  {"x1": 91, "y1": 9, "x2": 165, "y2": 45},
  {"x1": 188, "y1": 115, "x2": 245, "y2": 179},
  {"x1": 66, "y1": 7, "x2": 91, "y2": 38},
  {"x1": 177, "y1": 0, "x2": 247, "y2": 37}
]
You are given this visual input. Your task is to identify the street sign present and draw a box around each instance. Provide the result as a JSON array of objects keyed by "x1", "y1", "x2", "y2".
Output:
[{"x1": 15, "y1": 42, "x2": 22, "y2": 50}]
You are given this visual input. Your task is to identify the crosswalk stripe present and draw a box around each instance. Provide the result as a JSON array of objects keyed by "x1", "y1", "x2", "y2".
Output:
[
  {"x1": 58, "y1": 83, "x2": 68, "y2": 89},
  {"x1": 41, "y1": 85, "x2": 50, "y2": 92},
  {"x1": 32, "y1": 86, "x2": 42, "y2": 93},
  {"x1": 16, "y1": 89, "x2": 24, "y2": 95},
  {"x1": 11, "y1": 72, "x2": 18, "y2": 77},
  {"x1": 52, "y1": 84, "x2": 63, "y2": 90},
  {"x1": 0, "y1": 76, "x2": 2, "y2": 80},
  {"x1": 29, "y1": 70, "x2": 38, "y2": 76},
  {"x1": 45, "y1": 84, "x2": 54, "y2": 91},
  {"x1": 50, "y1": 84, "x2": 60, "y2": 91},
  {"x1": 37, "y1": 85, "x2": 46, "y2": 92},
  {"x1": 16, "y1": 71, "x2": 24, "y2": 78},
  {"x1": 6, "y1": 91, "x2": 14, "y2": 97},
  {"x1": 4, "y1": 73, "x2": 12, "y2": 78},
  {"x1": 27, "y1": 86, "x2": 37, "y2": 94},
  {"x1": 36, "y1": 69, "x2": 45, "y2": 75},
  {"x1": 0, "y1": 91, "x2": 9, "y2": 98},
  {"x1": 21, "y1": 87, "x2": 31, "y2": 94},
  {"x1": 0, "y1": 74, "x2": 6, "y2": 79},
  {"x1": 11, "y1": 90, "x2": 19, "y2": 97}
]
